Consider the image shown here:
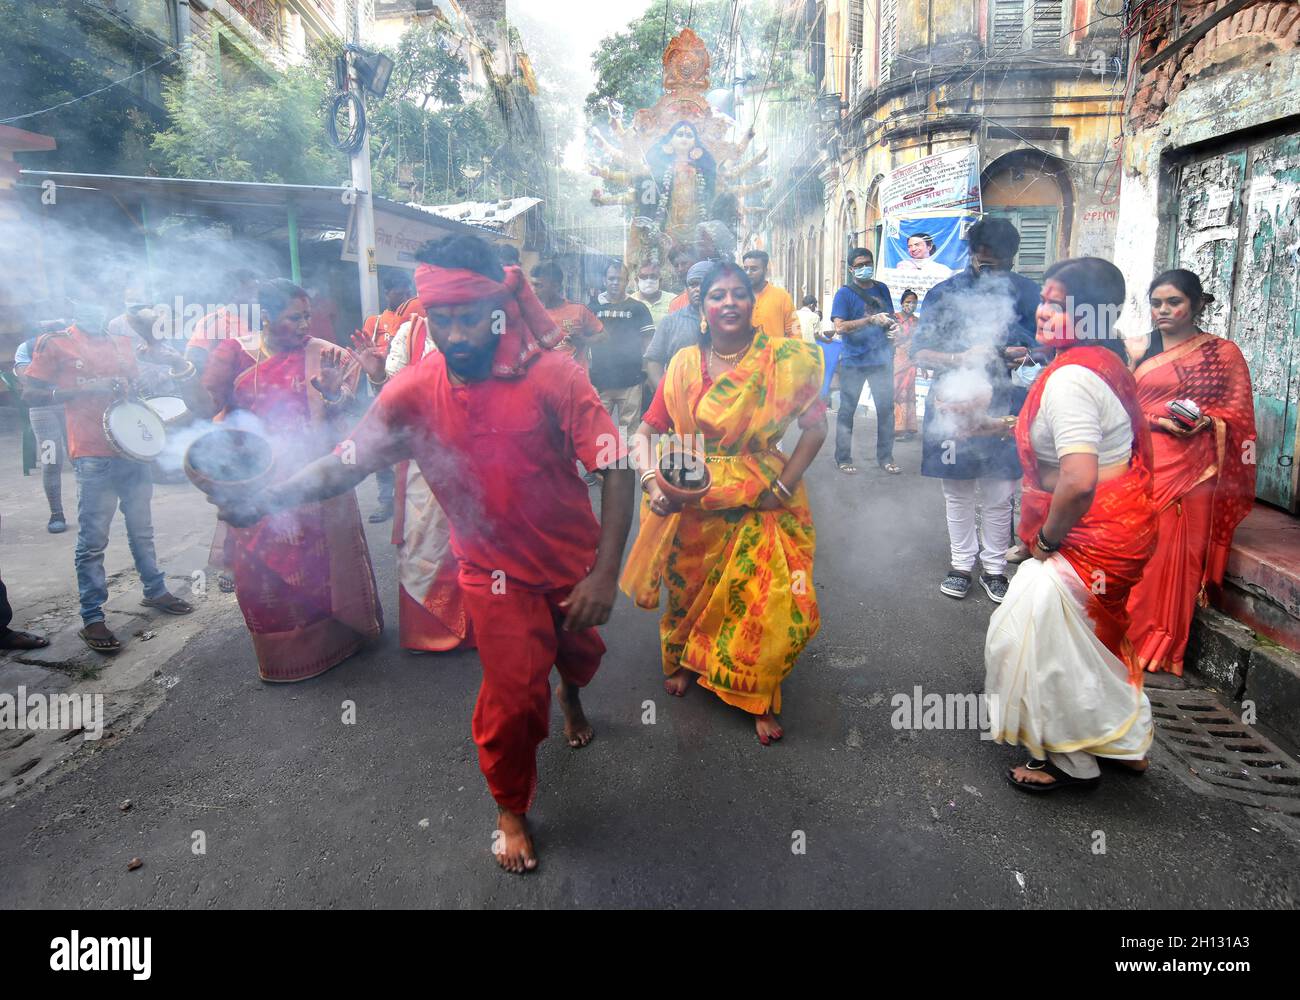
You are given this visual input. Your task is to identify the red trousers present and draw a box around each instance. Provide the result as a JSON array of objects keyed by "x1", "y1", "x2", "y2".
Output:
[{"x1": 461, "y1": 575, "x2": 604, "y2": 814}]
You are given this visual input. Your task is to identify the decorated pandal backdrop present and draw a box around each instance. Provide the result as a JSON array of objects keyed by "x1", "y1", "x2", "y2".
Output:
[{"x1": 590, "y1": 29, "x2": 772, "y2": 270}]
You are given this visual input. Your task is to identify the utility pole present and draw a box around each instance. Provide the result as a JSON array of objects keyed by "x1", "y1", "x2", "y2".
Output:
[{"x1": 350, "y1": 1, "x2": 379, "y2": 321}]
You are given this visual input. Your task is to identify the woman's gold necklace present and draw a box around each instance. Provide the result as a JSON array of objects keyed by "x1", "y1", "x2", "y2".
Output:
[{"x1": 710, "y1": 343, "x2": 748, "y2": 365}]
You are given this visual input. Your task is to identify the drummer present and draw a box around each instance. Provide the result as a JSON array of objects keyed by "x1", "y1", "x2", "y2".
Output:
[{"x1": 22, "y1": 299, "x2": 194, "y2": 656}]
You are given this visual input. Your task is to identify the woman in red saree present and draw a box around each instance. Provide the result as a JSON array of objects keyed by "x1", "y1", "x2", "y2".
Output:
[
  {"x1": 201, "y1": 280, "x2": 383, "y2": 681},
  {"x1": 1126, "y1": 269, "x2": 1255, "y2": 679},
  {"x1": 985, "y1": 258, "x2": 1158, "y2": 792},
  {"x1": 892, "y1": 289, "x2": 919, "y2": 437},
  {"x1": 621, "y1": 263, "x2": 827, "y2": 745}
]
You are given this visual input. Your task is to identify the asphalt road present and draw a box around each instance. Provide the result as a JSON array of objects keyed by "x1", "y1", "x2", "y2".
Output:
[{"x1": 2, "y1": 416, "x2": 1299, "y2": 909}]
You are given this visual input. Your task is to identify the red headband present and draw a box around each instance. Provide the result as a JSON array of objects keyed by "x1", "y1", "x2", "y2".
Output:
[{"x1": 413, "y1": 263, "x2": 561, "y2": 377}]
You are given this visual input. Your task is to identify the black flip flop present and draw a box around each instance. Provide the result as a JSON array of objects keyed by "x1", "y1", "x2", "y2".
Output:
[
  {"x1": 0, "y1": 629, "x2": 49, "y2": 651},
  {"x1": 1006, "y1": 758, "x2": 1100, "y2": 794},
  {"x1": 140, "y1": 595, "x2": 194, "y2": 616},
  {"x1": 1098, "y1": 756, "x2": 1149, "y2": 778},
  {"x1": 78, "y1": 626, "x2": 122, "y2": 656}
]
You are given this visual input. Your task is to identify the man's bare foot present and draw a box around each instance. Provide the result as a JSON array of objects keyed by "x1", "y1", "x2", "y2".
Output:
[
  {"x1": 556, "y1": 680, "x2": 594, "y2": 748},
  {"x1": 756, "y1": 711, "x2": 783, "y2": 745},
  {"x1": 664, "y1": 669, "x2": 691, "y2": 697},
  {"x1": 494, "y1": 810, "x2": 537, "y2": 874}
]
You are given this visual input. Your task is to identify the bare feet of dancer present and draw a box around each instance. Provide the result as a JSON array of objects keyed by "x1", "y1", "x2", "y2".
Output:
[
  {"x1": 664, "y1": 668, "x2": 691, "y2": 697},
  {"x1": 756, "y1": 711, "x2": 783, "y2": 745},
  {"x1": 494, "y1": 809, "x2": 537, "y2": 874},
  {"x1": 556, "y1": 679, "x2": 594, "y2": 748}
]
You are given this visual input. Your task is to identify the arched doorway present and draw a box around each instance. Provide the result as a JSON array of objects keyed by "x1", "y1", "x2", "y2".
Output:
[{"x1": 980, "y1": 151, "x2": 1074, "y2": 282}]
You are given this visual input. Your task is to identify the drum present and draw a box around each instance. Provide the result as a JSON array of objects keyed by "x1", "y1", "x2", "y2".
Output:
[
  {"x1": 103, "y1": 399, "x2": 166, "y2": 462},
  {"x1": 144, "y1": 394, "x2": 191, "y2": 427}
]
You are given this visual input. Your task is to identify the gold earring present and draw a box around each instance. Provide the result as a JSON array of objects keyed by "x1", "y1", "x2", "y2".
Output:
[{"x1": 699, "y1": 319, "x2": 708, "y2": 334}]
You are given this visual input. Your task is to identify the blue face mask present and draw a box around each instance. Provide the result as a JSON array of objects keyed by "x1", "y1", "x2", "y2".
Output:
[{"x1": 853, "y1": 265, "x2": 873, "y2": 281}]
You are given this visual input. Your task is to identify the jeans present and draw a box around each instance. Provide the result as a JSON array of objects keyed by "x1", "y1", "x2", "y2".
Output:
[
  {"x1": 834, "y1": 363, "x2": 895, "y2": 465},
  {"x1": 375, "y1": 464, "x2": 395, "y2": 506},
  {"x1": 73, "y1": 457, "x2": 167, "y2": 625},
  {"x1": 28, "y1": 405, "x2": 66, "y2": 518},
  {"x1": 941, "y1": 476, "x2": 1017, "y2": 576}
]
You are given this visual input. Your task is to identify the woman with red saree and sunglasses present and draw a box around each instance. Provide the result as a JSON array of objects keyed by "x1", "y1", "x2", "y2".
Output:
[
  {"x1": 985, "y1": 258, "x2": 1158, "y2": 793},
  {"x1": 1125, "y1": 270, "x2": 1255, "y2": 683}
]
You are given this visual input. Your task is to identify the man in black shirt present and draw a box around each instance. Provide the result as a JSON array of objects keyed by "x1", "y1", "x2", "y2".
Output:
[{"x1": 588, "y1": 261, "x2": 655, "y2": 446}]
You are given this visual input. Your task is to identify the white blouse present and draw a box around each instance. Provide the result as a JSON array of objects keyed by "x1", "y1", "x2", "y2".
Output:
[
  {"x1": 384, "y1": 316, "x2": 437, "y2": 377},
  {"x1": 1029, "y1": 364, "x2": 1133, "y2": 468}
]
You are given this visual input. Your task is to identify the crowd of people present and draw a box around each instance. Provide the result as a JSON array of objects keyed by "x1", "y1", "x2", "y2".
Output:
[{"x1": 0, "y1": 219, "x2": 1259, "y2": 869}]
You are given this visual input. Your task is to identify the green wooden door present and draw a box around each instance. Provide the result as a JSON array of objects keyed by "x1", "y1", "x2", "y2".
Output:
[
  {"x1": 1177, "y1": 136, "x2": 1300, "y2": 510},
  {"x1": 988, "y1": 207, "x2": 1058, "y2": 282}
]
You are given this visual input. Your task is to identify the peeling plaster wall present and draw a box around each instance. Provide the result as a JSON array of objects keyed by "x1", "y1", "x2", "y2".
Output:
[{"x1": 1114, "y1": 48, "x2": 1300, "y2": 335}]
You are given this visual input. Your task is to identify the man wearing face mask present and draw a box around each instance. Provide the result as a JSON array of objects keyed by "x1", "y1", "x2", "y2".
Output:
[
  {"x1": 22, "y1": 299, "x2": 194, "y2": 655},
  {"x1": 830, "y1": 247, "x2": 899, "y2": 475},
  {"x1": 631, "y1": 260, "x2": 671, "y2": 327},
  {"x1": 214, "y1": 235, "x2": 635, "y2": 876},
  {"x1": 911, "y1": 217, "x2": 1042, "y2": 603}
]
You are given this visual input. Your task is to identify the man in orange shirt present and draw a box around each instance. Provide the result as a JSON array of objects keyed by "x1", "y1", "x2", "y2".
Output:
[
  {"x1": 23, "y1": 302, "x2": 194, "y2": 655},
  {"x1": 361, "y1": 271, "x2": 420, "y2": 522},
  {"x1": 741, "y1": 249, "x2": 798, "y2": 338},
  {"x1": 530, "y1": 261, "x2": 604, "y2": 369}
]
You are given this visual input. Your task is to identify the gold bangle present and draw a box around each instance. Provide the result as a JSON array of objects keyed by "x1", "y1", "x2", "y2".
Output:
[{"x1": 639, "y1": 469, "x2": 657, "y2": 491}]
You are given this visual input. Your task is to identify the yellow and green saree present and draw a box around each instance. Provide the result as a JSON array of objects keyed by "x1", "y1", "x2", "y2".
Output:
[{"x1": 621, "y1": 330, "x2": 824, "y2": 715}]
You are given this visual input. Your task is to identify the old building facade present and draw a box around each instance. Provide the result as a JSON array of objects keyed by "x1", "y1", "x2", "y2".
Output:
[
  {"x1": 756, "y1": 0, "x2": 1128, "y2": 309},
  {"x1": 1112, "y1": 0, "x2": 1300, "y2": 512}
]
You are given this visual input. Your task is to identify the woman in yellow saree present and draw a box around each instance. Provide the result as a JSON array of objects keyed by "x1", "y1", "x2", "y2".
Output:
[{"x1": 621, "y1": 263, "x2": 828, "y2": 744}]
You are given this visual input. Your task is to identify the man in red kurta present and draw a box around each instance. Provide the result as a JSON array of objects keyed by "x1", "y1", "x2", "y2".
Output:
[{"x1": 216, "y1": 235, "x2": 635, "y2": 875}]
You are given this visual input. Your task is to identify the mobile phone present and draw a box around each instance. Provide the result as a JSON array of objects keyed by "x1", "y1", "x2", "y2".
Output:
[{"x1": 1167, "y1": 398, "x2": 1202, "y2": 429}]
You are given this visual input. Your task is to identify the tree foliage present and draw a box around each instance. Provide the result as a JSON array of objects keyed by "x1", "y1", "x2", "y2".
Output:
[
  {"x1": 150, "y1": 18, "x2": 517, "y2": 204},
  {"x1": 151, "y1": 56, "x2": 342, "y2": 185},
  {"x1": 585, "y1": 0, "x2": 780, "y2": 123},
  {"x1": 0, "y1": 0, "x2": 168, "y2": 174}
]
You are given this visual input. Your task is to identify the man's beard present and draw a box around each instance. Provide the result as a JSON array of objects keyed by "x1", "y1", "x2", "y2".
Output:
[{"x1": 445, "y1": 340, "x2": 496, "y2": 380}]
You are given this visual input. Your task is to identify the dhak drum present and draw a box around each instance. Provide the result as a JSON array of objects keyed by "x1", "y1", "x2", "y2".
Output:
[
  {"x1": 103, "y1": 399, "x2": 167, "y2": 462},
  {"x1": 144, "y1": 394, "x2": 191, "y2": 427}
]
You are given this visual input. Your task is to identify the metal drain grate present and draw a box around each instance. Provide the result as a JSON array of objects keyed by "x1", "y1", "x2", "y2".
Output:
[{"x1": 1148, "y1": 688, "x2": 1300, "y2": 816}]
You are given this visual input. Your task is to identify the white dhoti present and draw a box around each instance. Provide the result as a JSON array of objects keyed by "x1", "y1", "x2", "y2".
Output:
[{"x1": 984, "y1": 555, "x2": 1152, "y2": 778}]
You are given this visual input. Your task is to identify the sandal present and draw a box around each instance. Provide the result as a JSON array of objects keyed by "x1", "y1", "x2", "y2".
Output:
[
  {"x1": 879, "y1": 462, "x2": 902, "y2": 475},
  {"x1": 217, "y1": 572, "x2": 235, "y2": 594},
  {"x1": 1099, "y1": 756, "x2": 1149, "y2": 777},
  {"x1": 140, "y1": 594, "x2": 194, "y2": 616},
  {"x1": 1006, "y1": 758, "x2": 1100, "y2": 794},
  {"x1": 78, "y1": 626, "x2": 122, "y2": 655},
  {"x1": 836, "y1": 463, "x2": 859, "y2": 475},
  {"x1": 0, "y1": 629, "x2": 49, "y2": 650}
]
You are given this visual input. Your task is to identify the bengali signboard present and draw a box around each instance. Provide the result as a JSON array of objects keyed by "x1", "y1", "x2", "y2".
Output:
[{"x1": 879, "y1": 146, "x2": 982, "y2": 217}]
